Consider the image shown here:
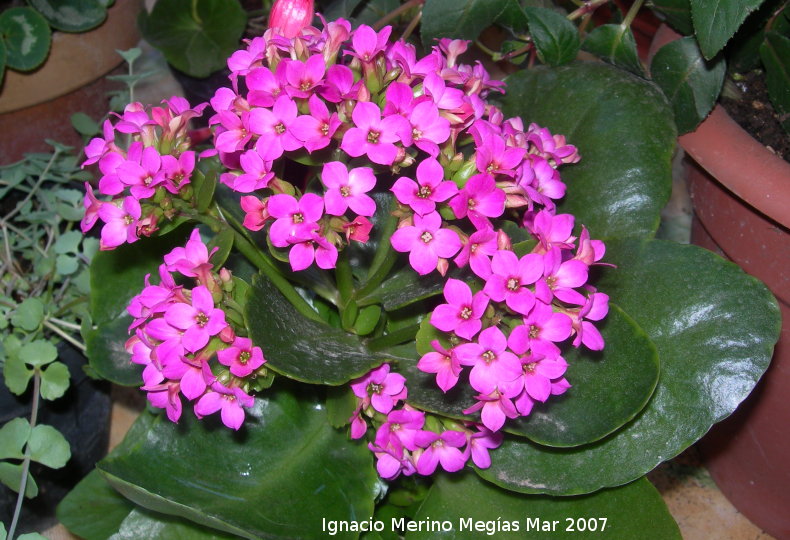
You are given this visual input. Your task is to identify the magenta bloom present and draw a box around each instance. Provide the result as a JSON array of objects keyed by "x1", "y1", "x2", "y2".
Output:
[
  {"x1": 249, "y1": 95, "x2": 303, "y2": 159},
  {"x1": 518, "y1": 355, "x2": 569, "y2": 403},
  {"x1": 164, "y1": 286, "x2": 227, "y2": 353},
  {"x1": 288, "y1": 230, "x2": 338, "y2": 271},
  {"x1": 341, "y1": 101, "x2": 406, "y2": 166},
  {"x1": 267, "y1": 193, "x2": 323, "y2": 247},
  {"x1": 350, "y1": 363, "x2": 407, "y2": 414},
  {"x1": 163, "y1": 229, "x2": 216, "y2": 278},
  {"x1": 320, "y1": 161, "x2": 376, "y2": 217},
  {"x1": 454, "y1": 326, "x2": 522, "y2": 394},
  {"x1": 117, "y1": 145, "x2": 165, "y2": 200},
  {"x1": 414, "y1": 430, "x2": 467, "y2": 475},
  {"x1": 379, "y1": 408, "x2": 425, "y2": 452},
  {"x1": 535, "y1": 246, "x2": 589, "y2": 305},
  {"x1": 463, "y1": 385, "x2": 520, "y2": 432},
  {"x1": 98, "y1": 196, "x2": 141, "y2": 250},
  {"x1": 217, "y1": 337, "x2": 266, "y2": 377},
  {"x1": 390, "y1": 211, "x2": 461, "y2": 275},
  {"x1": 448, "y1": 173, "x2": 506, "y2": 229},
  {"x1": 268, "y1": 0, "x2": 314, "y2": 39},
  {"x1": 508, "y1": 301, "x2": 572, "y2": 359},
  {"x1": 454, "y1": 226, "x2": 497, "y2": 279},
  {"x1": 285, "y1": 54, "x2": 326, "y2": 98},
  {"x1": 194, "y1": 382, "x2": 254, "y2": 430},
  {"x1": 349, "y1": 24, "x2": 391, "y2": 63},
  {"x1": 290, "y1": 94, "x2": 341, "y2": 153},
  {"x1": 400, "y1": 100, "x2": 450, "y2": 156},
  {"x1": 226, "y1": 148, "x2": 274, "y2": 192},
  {"x1": 465, "y1": 425, "x2": 504, "y2": 469},
  {"x1": 240, "y1": 196, "x2": 269, "y2": 231},
  {"x1": 430, "y1": 278, "x2": 489, "y2": 340},
  {"x1": 483, "y1": 250, "x2": 543, "y2": 315},
  {"x1": 160, "y1": 151, "x2": 195, "y2": 194},
  {"x1": 391, "y1": 157, "x2": 457, "y2": 216},
  {"x1": 143, "y1": 381, "x2": 182, "y2": 423},
  {"x1": 417, "y1": 340, "x2": 462, "y2": 393}
]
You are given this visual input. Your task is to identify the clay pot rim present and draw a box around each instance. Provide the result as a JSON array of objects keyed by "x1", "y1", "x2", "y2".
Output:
[{"x1": 651, "y1": 24, "x2": 790, "y2": 230}]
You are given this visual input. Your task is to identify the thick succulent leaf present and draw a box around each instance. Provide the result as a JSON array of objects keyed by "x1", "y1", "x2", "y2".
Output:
[
  {"x1": 476, "y1": 239, "x2": 780, "y2": 495},
  {"x1": 522, "y1": 6, "x2": 581, "y2": 67},
  {"x1": 58, "y1": 468, "x2": 136, "y2": 540},
  {"x1": 99, "y1": 388, "x2": 378, "y2": 539},
  {"x1": 321, "y1": 0, "x2": 366, "y2": 20},
  {"x1": 501, "y1": 63, "x2": 675, "y2": 239},
  {"x1": 138, "y1": 0, "x2": 247, "y2": 78},
  {"x1": 689, "y1": 0, "x2": 766, "y2": 59},
  {"x1": 84, "y1": 313, "x2": 142, "y2": 386},
  {"x1": 28, "y1": 0, "x2": 107, "y2": 32},
  {"x1": 421, "y1": 0, "x2": 510, "y2": 43},
  {"x1": 246, "y1": 273, "x2": 386, "y2": 384},
  {"x1": 649, "y1": 0, "x2": 693, "y2": 35},
  {"x1": 359, "y1": 264, "x2": 464, "y2": 310},
  {"x1": 408, "y1": 474, "x2": 680, "y2": 539},
  {"x1": 109, "y1": 508, "x2": 240, "y2": 540},
  {"x1": 582, "y1": 24, "x2": 645, "y2": 76},
  {"x1": 760, "y1": 31, "x2": 790, "y2": 132},
  {"x1": 506, "y1": 304, "x2": 659, "y2": 447},
  {"x1": 0, "y1": 7, "x2": 51, "y2": 71},
  {"x1": 650, "y1": 37, "x2": 726, "y2": 134}
]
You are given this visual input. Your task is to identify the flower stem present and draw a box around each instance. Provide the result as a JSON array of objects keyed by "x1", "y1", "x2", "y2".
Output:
[
  {"x1": 367, "y1": 323, "x2": 420, "y2": 352},
  {"x1": 373, "y1": 0, "x2": 425, "y2": 30},
  {"x1": 357, "y1": 207, "x2": 399, "y2": 301},
  {"x1": 621, "y1": 0, "x2": 645, "y2": 30},
  {"x1": 7, "y1": 372, "x2": 41, "y2": 540},
  {"x1": 43, "y1": 320, "x2": 86, "y2": 352},
  {"x1": 567, "y1": 0, "x2": 609, "y2": 21},
  {"x1": 335, "y1": 249, "x2": 354, "y2": 309}
]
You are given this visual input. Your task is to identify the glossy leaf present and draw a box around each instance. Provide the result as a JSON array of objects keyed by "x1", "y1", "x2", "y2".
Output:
[
  {"x1": 506, "y1": 305, "x2": 658, "y2": 447},
  {"x1": 760, "y1": 31, "x2": 790, "y2": 132},
  {"x1": 322, "y1": 0, "x2": 365, "y2": 20},
  {"x1": 421, "y1": 0, "x2": 510, "y2": 43},
  {"x1": 138, "y1": 0, "x2": 247, "y2": 78},
  {"x1": 477, "y1": 239, "x2": 780, "y2": 495},
  {"x1": 650, "y1": 37, "x2": 726, "y2": 134},
  {"x1": 501, "y1": 63, "x2": 675, "y2": 240},
  {"x1": 689, "y1": 0, "x2": 765, "y2": 59},
  {"x1": 0, "y1": 7, "x2": 51, "y2": 71},
  {"x1": 99, "y1": 388, "x2": 378, "y2": 539},
  {"x1": 110, "y1": 508, "x2": 240, "y2": 540},
  {"x1": 58, "y1": 468, "x2": 136, "y2": 540},
  {"x1": 84, "y1": 314, "x2": 142, "y2": 386},
  {"x1": 408, "y1": 474, "x2": 680, "y2": 540},
  {"x1": 247, "y1": 273, "x2": 385, "y2": 384},
  {"x1": 522, "y1": 6, "x2": 580, "y2": 66},
  {"x1": 649, "y1": 0, "x2": 693, "y2": 35},
  {"x1": 582, "y1": 24, "x2": 645, "y2": 76},
  {"x1": 359, "y1": 264, "x2": 464, "y2": 310},
  {"x1": 28, "y1": 0, "x2": 107, "y2": 32}
]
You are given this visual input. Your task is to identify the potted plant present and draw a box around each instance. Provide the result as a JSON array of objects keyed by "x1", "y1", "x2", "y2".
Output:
[
  {"x1": 0, "y1": 0, "x2": 143, "y2": 163},
  {"x1": 53, "y1": 0, "x2": 781, "y2": 538}
]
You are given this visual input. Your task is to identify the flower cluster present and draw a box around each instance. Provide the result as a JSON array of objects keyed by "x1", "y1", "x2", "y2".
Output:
[
  {"x1": 125, "y1": 229, "x2": 266, "y2": 430},
  {"x1": 80, "y1": 97, "x2": 206, "y2": 249},
  {"x1": 348, "y1": 364, "x2": 502, "y2": 480}
]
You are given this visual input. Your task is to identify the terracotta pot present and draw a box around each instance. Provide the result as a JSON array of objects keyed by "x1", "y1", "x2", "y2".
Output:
[
  {"x1": 652, "y1": 23, "x2": 790, "y2": 540},
  {"x1": 0, "y1": 0, "x2": 142, "y2": 163}
]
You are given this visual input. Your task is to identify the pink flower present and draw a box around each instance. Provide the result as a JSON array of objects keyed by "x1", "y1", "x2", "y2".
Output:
[
  {"x1": 343, "y1": 216, "x2": 373, "y2": 243},
  {"x1": 454, "y1": 326, "x2": 522, "y2": 394},
  {"x1": 417, "y1": 340, "x2": 462, "y2": 393},
  {"x1": 399, "y1": 100, "x2": 450, "y2": 156},
  {"x1": 483, "y1": 250, "x2": 543, "y2": 315},
  {"x1": 349, "y1": 24, "x2": 391, "y2": 63},
  {"x1": 160, "y1": 151, "x2": 195, "y2": 194},
  {"x1": 98, "y1": 196, "x2": 141, "y2": 249},
  {"x1": 164, "y1": 286, "x2": 227, "y2": 353},
  {"x1": 217, "y1": 337, "x2": 266, "y2": 377},
  {"x1": 224, "y1": 148, "x2": 274, "y2": 192},
  {"x1": 390, "y1": 211, "x2": 461, "y2": 275},
  {"x1": 463, "y1": 385, "x2": 521, "y2": 432},
  {"x1": 535, "y1": 247, "x2": 589, "y2": 305},
  {"x1": 454, "y1": 226, "x2": 497, "y2": 279},
  {"x1": 194, "y1": 382, "x2": 254, "y2": 430},
  {"x1": 117, "y1": 145, "x2": 165, "y2": 200},
  {"x1": 350, "y1": 364, "x2": 407, "y2": 414},
  {"x1": 249, "y1": 95, "x2": 303, "y2": 159},
  {"x1": 391, "y1": 158, "x2": 457, "y2": 216},
  {"x1": 320, "y1": 161, "x2": 377, "y2": 217},
  {"x1": 267, "y1": 193, "x2": 323, "y2": 247},
  {"x1": 430, "y1": 279, "x2": 489, "y2": 340},
  {"x1": 284, "y1": 54, "x2": 326, "y2": 98},
  {"x1": 465, "y1": 425, "x2": 503, "y2": 468},
  {"x1": 240, "y1": 196, "x2": 270, "y2": 231},
  {"x1": 448, "y1": 173, "x2": 506, "y2": 229},
  {"x1": 341, "y1": 101, "x2": 406, "y2": 166},
  {"x1": 81, "y1": 182, "x2": 102, "y2": 233},
  {"x1": 290, "y1": 94, "x2": 341, "y2": 153},
  {"x1": 508, "y1": 301, "x2": 572, "y2": 359},
  {"x1": 143, "y1": 380, "x2": 182, "y2": 423},
  {"x1": 268, "y1": 0, "x2": 314, "y2": 38},
  {"x1": 414, "y1": 430, "x2": 467, "y2": 475},
  {"x1": 287, "y1": 229, "x2": 338, "y2": 271}
]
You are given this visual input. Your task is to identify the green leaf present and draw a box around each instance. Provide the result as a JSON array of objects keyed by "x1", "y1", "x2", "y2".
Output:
[
  {"x1": 71, "y1": 112, "x2": 101, "y2": 136},
  {"x1": 2, "y1": 353, "x2": 34, "y2": 395},
  {"x1": 0, "y1": 462, "x2": 38, "y2": 498},
  {"x1": 649, "y1": 0, "x2": 693, "y2": 35},
  {"x1": 109, "y1": 508, "x2": 240, "y2": 540},
  {"x1": 689, "y1": 0, "x2": 766, "y2": 59},
  {"x1": 650, "y1": 37, "x2": 726, "y2": 134},
  {"x1": 99, "y1": 387, "x2": 378, "y2": 539},
  {"x1": 358, "y1": 265, "x2": 465, "y2": 310},
  {"x1": 56, "y1": 254, "x2": 79, "y2": 276},
  {"x1": 501, "y1": 63, "x2": 675, "y2": 239},
  {"x1": 760, "y1": 31, "x2": 790, "y2": 132},
  {"x1": 20, "y1": 340, "x2": 58, "y2": 367},
  {"x1": 582, "y1": 24, "x2": 645, "y2": 76},
  {"x1": 39, "y1": 360, "x2": 70, "y2": 400},
  {"x1": 353, "y1": 0, "x2": 399, "y2": 26},
  {"x1": 28, "y1": 0, "x2": 107, "y2": 32},
  {"x1": 116, "y1": 47, "x2": 142, "y2": 65},
  {"x1": 477, "y1": 239, "x2": 780, "y2": 495},
  {"x1": 246, "y1": 274, "x2": 385, "y2": 384},
  {"x1": 28, "y1": 423, "x2": 71, "y2": 468},
  {"x1": 421, "y1": 0, "x2": 510, "y2": 43},
  {"x1": 0, "y1": 7, "x2": 51, "y2": 71},
  {"x1": 408, "y1": 474, "x2": 680, "y2": 540},
  {"x1": 11, "y1": 298, "x2": 45, "y2": 331},
  {"x1": 326, "y1": 385, "x2": 359, "y2": 428},
  {"x1": 322, "y1": 0, "x2": 365, "y2": 20},
  {"x1": 506, "y1": 304, "x2": 659, "y2": 447},
  {"x1": 0, "y1": 418, "x2": 31, "y2": 460},
  {"x1": 138, "y1": 0, "x2": 247, "y2": 78},
  {"x1": 0, "y1": 39, "x2": 7, "y2": 85},
  {"x1": 85, "y1": 314, "x2": 142, "y2": 386},
  {"x1": 522, "y1": 6, "x2": 581, "y2": 67},
  {"x1": 58, "y1": 468, "x2": 136, "y2": 540}
]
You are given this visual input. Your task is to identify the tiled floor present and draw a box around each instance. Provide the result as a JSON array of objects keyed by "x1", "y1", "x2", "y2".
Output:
[{"x1": 40, "y1": 39, "x2": 777, "y2": 540}]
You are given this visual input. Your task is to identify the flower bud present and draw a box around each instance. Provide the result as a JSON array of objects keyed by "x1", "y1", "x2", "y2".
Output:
[
  {"x1": 496, "y1": 229, "x2": 512, "y2": 251},
  {"x1": 268, "y1": 0, "x2": 314, "y2": 38}
]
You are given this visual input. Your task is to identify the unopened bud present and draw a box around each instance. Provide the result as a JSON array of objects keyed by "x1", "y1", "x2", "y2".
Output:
[
  {"x1": 496, "y1": 229, "x2": 512, "y2": 251},
  {"x1": 268, "y1": 0, "x2": 315, "y2": 38},
  {"x1": 219, "y1": 325, "x2": 236, "y2": 344}
]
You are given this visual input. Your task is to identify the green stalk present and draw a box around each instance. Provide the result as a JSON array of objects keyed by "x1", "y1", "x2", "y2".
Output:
[
  {"x1": 358, "y1": 204, "x2": 399, "y2": 300},
  {"x1": 367, "y1": 323, "x2": 421, "y2": 352},
  {"x1": 7, "y1": 373, "x2": 41, "y2": 540},
  {"x1": 335, "y1": 249, "x2": 354, "y2": 309}
]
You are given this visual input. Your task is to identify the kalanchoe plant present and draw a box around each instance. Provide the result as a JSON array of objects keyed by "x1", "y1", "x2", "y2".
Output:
[{"x1": 57, "y1": 0, "x2": 780, "y2": 538}]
